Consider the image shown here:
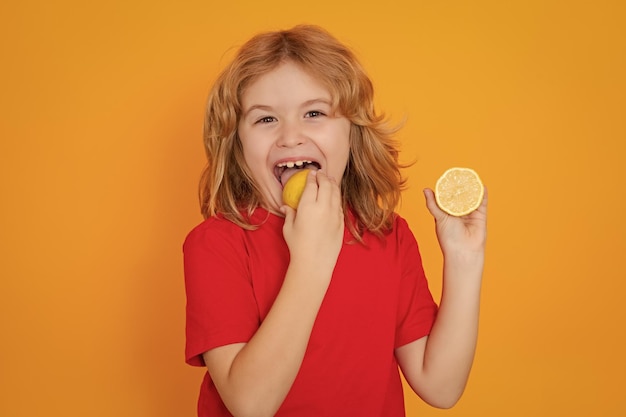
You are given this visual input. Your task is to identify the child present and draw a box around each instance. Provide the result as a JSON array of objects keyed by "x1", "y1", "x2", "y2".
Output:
[{"x1": 184, "y1": 25, "x2": 488, "y2": 417}]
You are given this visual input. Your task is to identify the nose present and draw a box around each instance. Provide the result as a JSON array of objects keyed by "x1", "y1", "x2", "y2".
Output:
[{"x1": 276, "y1": 120, "x2": 306, "y2": 148}]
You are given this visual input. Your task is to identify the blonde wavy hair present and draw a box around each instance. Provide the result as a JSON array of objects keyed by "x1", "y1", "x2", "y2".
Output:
[{"x1": 200, "y1": 25, "x2": 408, "y2": 240}]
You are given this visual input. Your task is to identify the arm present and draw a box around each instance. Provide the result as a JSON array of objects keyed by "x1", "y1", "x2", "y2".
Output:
[
  {"x1": 396, "y1": 187, "x2": 487, "y2": 409},
  {"x1": 203, "y1": 171, "x2": 344, "y2": 417}
]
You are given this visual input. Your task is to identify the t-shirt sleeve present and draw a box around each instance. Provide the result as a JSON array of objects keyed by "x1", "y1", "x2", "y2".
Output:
[
  {"x1": 183, "y1": 218, "x2": 260, "y2": 367},
  {"x1": 394, "y1": 217, "x2": 439, "y2": 348}
]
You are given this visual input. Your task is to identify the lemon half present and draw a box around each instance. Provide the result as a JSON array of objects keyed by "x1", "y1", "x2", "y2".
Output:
[
  {"x1": 282, "y1": 169, "x2": 310, "y2": 209},
  {"x1": 435, "y1": 167, "x2": 484, "y2": 216}
]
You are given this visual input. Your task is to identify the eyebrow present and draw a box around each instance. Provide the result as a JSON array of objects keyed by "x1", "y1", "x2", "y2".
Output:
[
  {"x1": 242, "y1": 98, "x2": 331, "y2": 118},
  {"x1": 242, "y1": 104, "x2": 273, "y2": 118}
]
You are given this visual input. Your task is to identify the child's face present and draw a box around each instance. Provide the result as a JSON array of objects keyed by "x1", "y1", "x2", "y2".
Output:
[{"x1": 238, "y1": 60, "x2": 351, "y2": 213}]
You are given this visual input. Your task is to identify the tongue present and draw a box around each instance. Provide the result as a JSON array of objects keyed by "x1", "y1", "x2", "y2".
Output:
[{"x1": 280, "y1": 167, "x2": 307, "y2": 187}]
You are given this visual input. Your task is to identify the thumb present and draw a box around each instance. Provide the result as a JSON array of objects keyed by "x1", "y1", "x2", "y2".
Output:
[
  {"x1": 423, "y1": 188, "x2": 446, "y2": 221},
  {"x1": 281, "y1": 205, "x2": 296, "y2": 227}
]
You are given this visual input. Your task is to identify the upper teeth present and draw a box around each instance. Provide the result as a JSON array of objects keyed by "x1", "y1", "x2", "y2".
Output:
[{"x1": 276, "y1": 160, "x2": 312, "y2": 168}]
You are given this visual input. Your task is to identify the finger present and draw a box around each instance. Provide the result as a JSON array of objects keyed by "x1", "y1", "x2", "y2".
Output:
[
  {"x1": 281, "y1": 204, "x2": 295, "y2": 228},
  {"x1": 316, "y1": 171, "x2": 342, "y2": 207},
  {"x1": 480, "y1": 187, "x2": 488, "y2": 211},
  {"x1": 467, "y1": 186, "x2": 488, "y2": 219},
  {"x1": 423, "y1": 188, "x2": 447, "y2": 221},
  {"x1": 280, "y1": 204, "x2": 295, "y2": 219},
  {"x1": 298, "y1": 170, "x2": 319, "y2": 206}
]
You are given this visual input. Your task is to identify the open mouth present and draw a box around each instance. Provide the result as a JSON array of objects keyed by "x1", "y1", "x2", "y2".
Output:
[{"x1": 275, "y1": 159, "x2": 322, "y2": 187}]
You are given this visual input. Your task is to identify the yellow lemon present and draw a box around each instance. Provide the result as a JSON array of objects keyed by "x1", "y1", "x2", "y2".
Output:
[
  {"x1": 435, "y1": 167, "x2": 484, "y2": 216},
  {"x1": 282, "y1": 169, "x2": 310, "y2": 209}
]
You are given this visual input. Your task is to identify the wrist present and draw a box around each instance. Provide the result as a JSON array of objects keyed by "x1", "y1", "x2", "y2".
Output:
[
  {"x1": 443, "y1": 246, "x2": 484, "y2": 265},
  {"x1": 442, "y1": 250, "x2": 484, "y2": 284}
]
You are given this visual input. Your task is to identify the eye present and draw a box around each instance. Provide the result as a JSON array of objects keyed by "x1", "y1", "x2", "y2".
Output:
[
  {"x1": 305, "y1": 110, "x2": 325, "y2": 118},
  {"x1": 255, "y1": 116, "x2": 276, "y2": 124}
]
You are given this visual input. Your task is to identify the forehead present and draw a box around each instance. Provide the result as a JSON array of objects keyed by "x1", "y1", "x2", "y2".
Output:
[{"x1": 241, "y1": 61, "x2": 333, "y2": 106}]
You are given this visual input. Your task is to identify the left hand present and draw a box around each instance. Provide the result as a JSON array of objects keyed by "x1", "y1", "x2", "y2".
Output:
[{"x1": 423, "y1": 187, "x2": 488, "y2": 255}]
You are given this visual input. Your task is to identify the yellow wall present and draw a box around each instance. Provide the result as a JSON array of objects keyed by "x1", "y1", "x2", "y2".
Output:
[{"x1": 1, "y1": 1, "x2": 624, "y2": 416}]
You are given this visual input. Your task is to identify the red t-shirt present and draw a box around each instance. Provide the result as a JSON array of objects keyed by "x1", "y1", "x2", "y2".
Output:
[{"x1": 184, "y1": 208, "x2": 438, "y2": 416}]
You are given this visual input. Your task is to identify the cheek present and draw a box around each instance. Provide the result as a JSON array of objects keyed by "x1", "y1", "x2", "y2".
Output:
[
  {"x1": 339, "y1": 122, "x2": 352, "y2": 157},
  {"x1": 329, "y1": 124, "x2": 352, "y2": 178},
  {"x1": 239, "y1": 135, "x2": 276, "y2": 187},
  {"x1": 239, "y1": 131, "x2": 264, "y2": 162}
]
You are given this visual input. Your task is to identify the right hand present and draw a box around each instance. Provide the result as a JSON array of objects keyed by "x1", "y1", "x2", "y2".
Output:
[{"x1": 281, "y1": 170, "x2": 344, "y2": 274}]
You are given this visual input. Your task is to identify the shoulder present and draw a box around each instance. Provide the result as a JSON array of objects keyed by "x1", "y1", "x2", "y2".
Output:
[
  {"x1": 391, "y1": 213, "x2": 410, "y2": 231},
  {"x1": 183, "y1": 214, "x2": 244, "y2": 250},
  {"x1": 182, "y1": 215, "x2": 251, "y2": 280},
  {"x1": 385, "y1": 213, "x2": 421, "y2": 254},
  {"x1": 384, "y1": 213, "x2": 414, "y2": 241},
  {"x1": 183, "y1": 207, "x2": 281, "y2": 252},
  {"x1": 355, "y1": 213, "x2": 417, "y2": 252}
]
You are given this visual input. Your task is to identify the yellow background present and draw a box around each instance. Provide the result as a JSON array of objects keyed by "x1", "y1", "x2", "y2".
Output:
[{"x1": 1, "y1": 0, "x2": 625, "y2": 416}]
